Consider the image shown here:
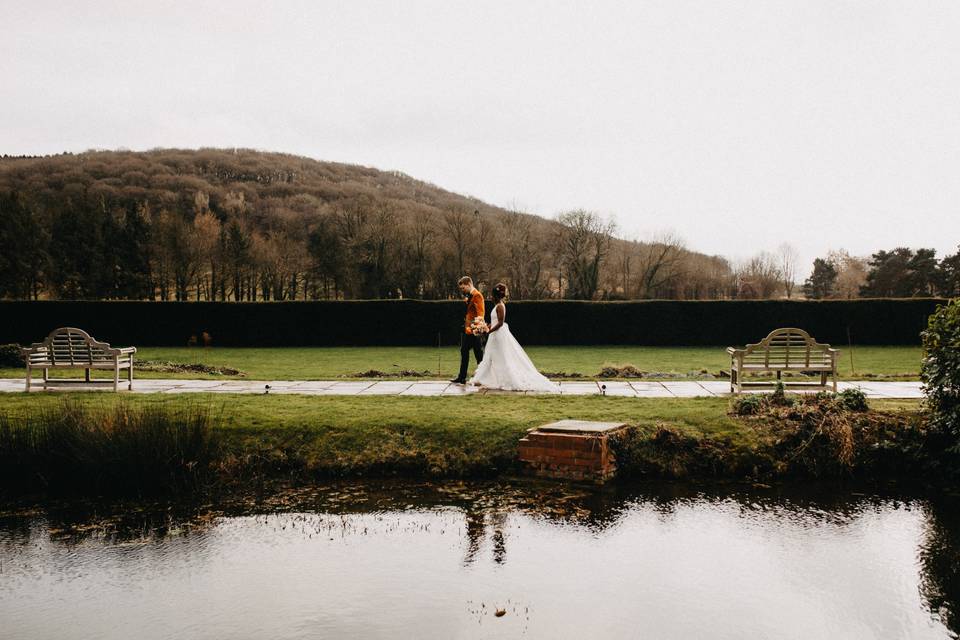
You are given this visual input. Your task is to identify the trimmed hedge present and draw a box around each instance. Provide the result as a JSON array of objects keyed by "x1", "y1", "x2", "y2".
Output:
[{"x1": 0, "y1": 299, "x2": 945, "y2": 347}]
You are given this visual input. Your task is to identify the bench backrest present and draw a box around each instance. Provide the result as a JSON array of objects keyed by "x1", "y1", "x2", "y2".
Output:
[
  {"x1": 27, "y1": 327, "x2": 118, "y2": 365},
  {"x1": 741, "y1": 328, "x2": 834, "y2": 367}
]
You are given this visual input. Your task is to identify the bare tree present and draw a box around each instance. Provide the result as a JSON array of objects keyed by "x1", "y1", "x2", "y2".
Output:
[
  {"x1": 443, "y1": 206, "x2": 471, "y2": 278},
  {"x1": 192, "y1": 211, "x2": 221, "y2": 300},
  {"x1": 736, "y1": 251, "x2": 782, "y2": 299},
  {"x1": 555, "y1": 210, "x2": 616, "y2": 300},
  {"x1": 503, "y1": 210, "x2": 548, "y2": 299},
  {"x1": 777, "y1": 243, "x2": 800, "y2": 298},
  {"x1": 635, "y1": 232, "x2": 686, "y2": 298},
  {"x1": 407, "y1": 208, "x2": 436, "y2": 297},
  {"x1": 827, "y1": 249, "x2": 868, "y2": 299}
]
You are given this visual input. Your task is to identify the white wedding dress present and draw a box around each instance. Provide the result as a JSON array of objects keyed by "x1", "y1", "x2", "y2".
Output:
[{"x1": 469, "y1": 304, "x2": 559, "y2": 393}]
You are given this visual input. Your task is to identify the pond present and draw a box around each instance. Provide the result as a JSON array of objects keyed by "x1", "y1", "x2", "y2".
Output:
[{"x1": 1, "y1": 482, "x2": 958, "y2": 639}]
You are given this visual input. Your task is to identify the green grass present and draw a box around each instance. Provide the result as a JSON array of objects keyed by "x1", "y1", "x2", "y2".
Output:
[
  {"x1": 0, "y1": 393, "x2": 923, "y2": 492},
  {"x1": 0, "y1": 345, "x2": 923, "y2": 381}
]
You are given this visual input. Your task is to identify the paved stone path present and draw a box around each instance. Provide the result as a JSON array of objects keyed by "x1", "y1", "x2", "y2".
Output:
[{"x1": 0, "y1": 379, "x2": 925, "y2": 398}]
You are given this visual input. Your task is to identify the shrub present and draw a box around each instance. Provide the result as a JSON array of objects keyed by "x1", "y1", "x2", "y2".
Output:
[
  {"x1": 732, "y1": 394, "x2": 764, "y2": 416},
  {"x1": 0, "y1": 343, "x2": 23, "y2": 368},
  {"x1": 769, "y1": 381, "x2": 795, "y2": 407},
  {"x1": 922, "y1": 299, "x2": 960, "y2": 447},
  {"x1": 836, "y1": 388, "x2": 869, "y2": 412}
]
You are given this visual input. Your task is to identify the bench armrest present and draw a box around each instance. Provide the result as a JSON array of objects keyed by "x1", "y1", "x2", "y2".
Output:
[
  {"x1": 726, "y1": 347, "x2": 743, "y2": 356},
  {"x1": 21, "y1": 345, "x2": 49, "y2": 357},
  {"x1": 116, "y1": 347, "x2": 137, "y2": 355}
]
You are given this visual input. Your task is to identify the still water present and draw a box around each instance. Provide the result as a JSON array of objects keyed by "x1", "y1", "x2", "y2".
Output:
[{"x1": 1, "y1": 482, "x2": 958, "y2": 639}]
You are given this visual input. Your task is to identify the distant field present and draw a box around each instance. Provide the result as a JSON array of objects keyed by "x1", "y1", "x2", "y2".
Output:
[{"x1": 0, "y1": 345, "x2": 923, "y2": 381}]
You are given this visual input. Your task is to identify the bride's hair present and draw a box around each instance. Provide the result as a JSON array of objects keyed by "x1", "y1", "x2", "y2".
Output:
[{"x1": 492, "y1": 283, "x2": 508, "y2": 301}]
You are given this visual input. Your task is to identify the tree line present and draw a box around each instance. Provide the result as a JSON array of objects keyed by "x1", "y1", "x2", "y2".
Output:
[{"x1": 0, "y1": 149, "x2": 956, "y2": 301}]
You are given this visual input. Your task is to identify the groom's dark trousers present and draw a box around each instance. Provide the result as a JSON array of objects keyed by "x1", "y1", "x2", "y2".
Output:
[{"x1": 458, "y1": 333, "x2": 484, "y2": 381}]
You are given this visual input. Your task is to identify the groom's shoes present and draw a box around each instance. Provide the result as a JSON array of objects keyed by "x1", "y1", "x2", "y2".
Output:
[{"x1": 450, "y1": 378, "x2": 466, "y2": 384}]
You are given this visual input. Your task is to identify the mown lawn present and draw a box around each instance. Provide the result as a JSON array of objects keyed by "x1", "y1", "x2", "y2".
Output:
[
  {"x1": 0, "y1": 345, "x2": 923, "y2": 381},
  {"x1": 0, "y1": 393, "x2": 919, "y2": 471}
]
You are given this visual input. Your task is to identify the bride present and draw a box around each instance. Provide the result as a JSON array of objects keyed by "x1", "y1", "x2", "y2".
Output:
[{"x1": 469, "y1": 283, "x2": 559, "y2": 393}]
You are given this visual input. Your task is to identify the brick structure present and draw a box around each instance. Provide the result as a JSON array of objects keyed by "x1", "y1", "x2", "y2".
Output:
[{"x1": 517, "y1": 420, "x2": 628, "y2": 483}]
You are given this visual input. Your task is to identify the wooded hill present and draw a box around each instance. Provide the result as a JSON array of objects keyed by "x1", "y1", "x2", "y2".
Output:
[{"x1": 0, "y1": 148, "x2": 735, "y2": 300}]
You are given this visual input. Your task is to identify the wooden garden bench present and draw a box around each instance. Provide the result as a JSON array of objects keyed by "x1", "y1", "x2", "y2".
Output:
[
  {"x1": 20, "y1": 328, "x2": 136, "y2": 392},
  {"x1": 727, "y1": 328, "x2": 839, "y2": 394}
]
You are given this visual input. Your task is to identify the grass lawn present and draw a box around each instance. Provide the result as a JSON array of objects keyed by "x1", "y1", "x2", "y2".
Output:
[
  {"x1": 0, "y1": 345, "x2": 923, "y2": 381},
  {"x1": 0, "y1": 392, "x2": 919, "y2": 476}
]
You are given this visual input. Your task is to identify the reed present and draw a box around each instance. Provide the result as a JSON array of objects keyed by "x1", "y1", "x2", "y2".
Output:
[{"x1": 0, "y1": 400, "x2": 219, "y2": 496}]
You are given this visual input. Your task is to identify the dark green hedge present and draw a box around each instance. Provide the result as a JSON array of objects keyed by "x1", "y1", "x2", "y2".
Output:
[{"x1": 0, "y1": 299, "x2": 946, "y2": 347}]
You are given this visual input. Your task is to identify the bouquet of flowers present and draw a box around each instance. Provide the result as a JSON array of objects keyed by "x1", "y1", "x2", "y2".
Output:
[{"x1": 471, "y1": 316, "x2": 489, "y2": 335}]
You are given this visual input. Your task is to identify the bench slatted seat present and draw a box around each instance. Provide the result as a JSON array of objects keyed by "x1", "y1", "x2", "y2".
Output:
[
  {"x1": 726, "y1": 328, "x2": 839, "y2": 394},
  {"x1": 20, "y1": 328, "x2": 136, "y2": 392}
]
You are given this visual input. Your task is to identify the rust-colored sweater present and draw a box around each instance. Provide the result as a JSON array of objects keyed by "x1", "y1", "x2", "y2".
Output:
[{"x1": 464, "y1": 289, "x2": 485, "y2": 334}]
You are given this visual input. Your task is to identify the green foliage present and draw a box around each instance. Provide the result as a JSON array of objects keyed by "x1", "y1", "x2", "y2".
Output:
[
  {"x1": 0, "y1": 343, "x2": 23, "y2": 368},
  {"x1": 922, "y1": 299, "x2": 960, "y2": 445},
  {"x1": 768, "y1": 381, "x2": 795, "y2": 407},
  {"x1": 861, "y1": 248, "x2": 942, "y2": 297},
  {"x1": 803, "y1": 258, "x2": 837, "y2": 299},
  {"x1": 731, "y1": 394, "x2": 764, "y2": 416},
  {"x1": 836, "y1": 388, "x2": 869, "y2": 412}
]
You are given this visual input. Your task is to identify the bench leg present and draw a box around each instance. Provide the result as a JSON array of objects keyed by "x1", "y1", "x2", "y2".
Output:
[
  {"x1": 128, "y1": 358, "x2": 134, "y2": 391},
  {"x1": 25, "y1": 366, "x2": 31, "y2": 392},
  {"x1": 832, "y1": 370, "x2": 838, "y2": 393},
  {"x1": 85, "y1": 368, "x2": 91, "y2": 383},
  {"x1": 113, "y1": 365, "x2": 120, "y2": 392},
  {"x1": 42, "y1": 367, "x2": 48, "y2": 390}
]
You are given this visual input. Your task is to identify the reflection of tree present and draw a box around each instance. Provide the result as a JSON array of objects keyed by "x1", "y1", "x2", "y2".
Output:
[{"x1": 919, "y1": 497, "x2": 960, "y2": 635}]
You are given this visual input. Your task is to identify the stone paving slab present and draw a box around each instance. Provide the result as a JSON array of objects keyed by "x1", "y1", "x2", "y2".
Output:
[
  {"x1": 400, "y1": 382, "x2": 451, "y2": 396},
  {"x1": 0, "y1": 379, "x2": 924, "y2": 399},
  {"x1": 628, "y1": 382, "x2": 674, "y2": 397},
  {"x1": 559, "y1": 382, "x2": 601, "y2": 395},
  {"x1": 359, "y1": 381, "x2": 415, "y2": 395},
  {"x1": 661, "y1": 381, "x2": 709, "y2": 397},
  {"x1": 597, "y1": 382, "x2": 638, "y2": 397}
]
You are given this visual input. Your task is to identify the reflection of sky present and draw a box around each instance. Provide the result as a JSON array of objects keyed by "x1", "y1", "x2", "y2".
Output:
[{"x1": 0, "y1": 499, "x2": 952, "y2": 639}]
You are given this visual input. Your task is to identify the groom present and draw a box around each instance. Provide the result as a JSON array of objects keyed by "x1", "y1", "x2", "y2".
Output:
[{"x1": 452, "y1": 276, "x2": 485, "y2": 384}]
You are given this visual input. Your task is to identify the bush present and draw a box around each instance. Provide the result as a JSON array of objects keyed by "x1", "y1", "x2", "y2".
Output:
[
  {"x1": 0, "y1": 298, "x2": 943, "y2": 346},
  {"x1": 836, "y1": 388, "x2": 869, "y2": 412},
  {"x1": 922, "y1": 299, "x2": 960, "y2": 446},
  {"x1": 732, "y1": 394, "x2": 764, "y2": 416},
  {"x1": 0, "y1": 343, "x2": 23, "y2": 367}
]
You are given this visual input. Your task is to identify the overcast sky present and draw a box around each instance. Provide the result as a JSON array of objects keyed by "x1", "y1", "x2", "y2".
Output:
[{"x1": 3, "y1": 1, "x2": 959, "y2": 271}]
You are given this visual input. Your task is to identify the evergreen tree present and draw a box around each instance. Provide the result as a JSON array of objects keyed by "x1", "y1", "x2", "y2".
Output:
[
  {"x1": 0, "y1": 191, "x2": 49, "y2": 299},
  {"x1": 802, "y1": 258, "x2": 837, "y2": 299}
]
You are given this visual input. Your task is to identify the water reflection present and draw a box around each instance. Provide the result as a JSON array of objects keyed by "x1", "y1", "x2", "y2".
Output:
[{"x1": 1, "y1": 482, "x2": 958, "y2": 639}]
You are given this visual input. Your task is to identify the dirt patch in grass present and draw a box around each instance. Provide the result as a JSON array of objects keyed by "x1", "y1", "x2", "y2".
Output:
[
  {"x1": 344, "y1": 369, "x2": 434, "y2": 378},
  {"x1": 138, "y1": 360, "x2": 246, "y2": 376}
]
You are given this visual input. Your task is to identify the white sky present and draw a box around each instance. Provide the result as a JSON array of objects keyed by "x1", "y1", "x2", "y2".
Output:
[{"x1": 3, "y1": 0, "x2": 960, "y2": 272}]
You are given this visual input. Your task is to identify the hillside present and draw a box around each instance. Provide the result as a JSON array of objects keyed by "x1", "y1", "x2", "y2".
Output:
[{"x1": 0, "y1": 148, "x2": 734, "y2": 301}]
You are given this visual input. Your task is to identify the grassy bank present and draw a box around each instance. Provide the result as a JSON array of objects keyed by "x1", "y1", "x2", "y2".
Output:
[
  {"x1": 0, "y1": 345, "x2": 923, "y2": 380},
  {"x1": 0, "y1": 393, "x2": 932, "y2": 497}
]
